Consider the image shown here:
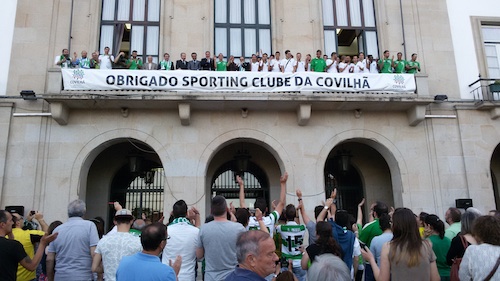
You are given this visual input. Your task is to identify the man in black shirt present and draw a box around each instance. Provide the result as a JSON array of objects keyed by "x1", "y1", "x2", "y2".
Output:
[{"x1": 0, "y1": 210, "x2": 57, "y2": 281}]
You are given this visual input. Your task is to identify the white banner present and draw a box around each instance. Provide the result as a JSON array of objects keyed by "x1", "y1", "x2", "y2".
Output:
[{"x1": 62, "y1": 69, "x2": 416, "y2": 93}]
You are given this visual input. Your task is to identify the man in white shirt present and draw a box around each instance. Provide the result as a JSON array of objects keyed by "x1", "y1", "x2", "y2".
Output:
[
  {"x1": 250, "y1": 54, "x2": 260, "y2": 72},
  {"x1": 353, "y1": 56, "x2": 364, "y2": 73},
  {"x1": 271, "y1": 51, "x2": 281, "y2": 72},
  {"x1": 368, "y1": 55, "x2": 379, "y2": 74},
  {"x1": 294, "y1": 53, "x2": 306, "y2": 72},
  {"x1": 281, "y1": 50, "x2": 295, "y2": 73},
  {"x1": 92, "y1": 209, "x2": 142, "y2": 281},
  {"x1": 326, "y1": 52, "x2": 338, "y2": 73},
  {"x1": 98, "y1": 46, "x2": 115, "y2": 70},
  {"x1": 259, "y1": 53, "x2": 269, "y2": 72},
  {"x1": 339, "y1": 56, "x2": 354, "y2": 73},
  {"x1": 359, "y1": 52, "x2": 370, "y2": 73},
  {"x1": 162, "y1": 200, "x2": 200, "y2": 281}
]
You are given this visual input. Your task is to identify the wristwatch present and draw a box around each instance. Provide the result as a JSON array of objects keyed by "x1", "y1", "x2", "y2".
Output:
[
  {"x1": 333, "y1": 199, "x2": 337, "y2": 204},
  {"x1": 324, "y1": 206, "x2": 329, "y2": 210}
]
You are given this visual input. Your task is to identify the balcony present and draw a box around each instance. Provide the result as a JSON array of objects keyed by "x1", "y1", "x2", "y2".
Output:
[
  {"x1": 469, "y1": 78, "x2": 500, "y2": 119},
  {"x1": 44, "y1": 68, "x2": 433, "y2": 126}
]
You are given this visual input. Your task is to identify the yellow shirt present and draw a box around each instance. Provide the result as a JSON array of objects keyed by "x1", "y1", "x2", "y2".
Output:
[
  {"x1": 419, "y1": 226, "x2": 425, "y2": 238},
  {"x1": 12, "y1": 227, "x2": 45, "y2": 281}
]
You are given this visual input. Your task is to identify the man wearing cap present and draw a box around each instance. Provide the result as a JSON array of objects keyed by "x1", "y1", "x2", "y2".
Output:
[
  {"x1": 11, "y1": 211, "x2": 48, "y2": 281},
  {"x1": 92, "y1": 209, "x2": 142, "y2": 281}
]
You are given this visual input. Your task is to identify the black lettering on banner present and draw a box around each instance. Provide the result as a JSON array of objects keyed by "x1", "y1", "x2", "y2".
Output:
[
  {"x1": 230, "y1": 76, "x2": 239, "y2": 87},
  {"x1": 295, "y1": 77, "x2": 303, "y2": 86},
  {"x1": 335, "y1": 77, "x2": 342, "y2": 87},
  {"x1": 363, "y1": 79, "x2": 370, "y2": 88},
  {"x1": 354, "y1": 79, "x2": 361, "y2": 88},
  {"x1": 170, "y1": 77, "x2": 178, "y2": 86},
  {"x1": 199, "y1": 77, "x2": 207, "y2": 87},
  {"x1": 159, "y1": 76, "x2": 167, "y2": 86},
  {"x1": 240, "y1": 77, "x2": 248, "y2": 87},
  {"x1": 316, "y1": 77, "x2": 323, "y2": 87},
  {"x1": 106, "y1": 75, "x2": 115, "y2": 85},
  {"x1": 182, "y1": 76, "x2": 189, "y2": 86},
  {"x1": 284, "y1": 77, "x2": 291, "y2": 87},
  {"x1": 252, "y1": 77, "x2": 259, "y2": 87},
  {"x1": 209, "y1": 77, "x2": 216, "y2": 87},
  {"x1": 117, "y1": 75, "x2": 124, "y2": 85},
  {"x1": 324, "y1": 77, "x2": 333, "y2": 87},
  {"x1": 126, "y1": 75, "x2": 133, "y2": 85},
  {"x1": 149, "y1": 76, "x2": 157, "y2": 87},
  {"x1": 190, "y1": 76, "x2": 198, "y2": 86},
  {"x1": 276, "y1": 77, "x2": 283, "y2": 87},
  {"x1": 139, "y1": 76, "x2": 148, "y2": 86},
  {"x1": 304, "y1": 77, "x2": 312, "y2": 86}
]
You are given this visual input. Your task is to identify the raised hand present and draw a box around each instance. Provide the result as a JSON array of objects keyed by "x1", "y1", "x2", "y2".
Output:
[
  {"x1": 280, "y1": 172, "x2": 288, "y2": 183},
  {"x1": 358, "y1": 198, "x2": 365, "y2": 207}
]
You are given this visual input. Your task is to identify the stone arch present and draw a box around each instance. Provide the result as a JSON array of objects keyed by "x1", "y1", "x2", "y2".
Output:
[
  {"x1": 197, "y1": 129, "x2": 291, "y2": 211},
  {"x1": 318, "y1": 129, "x2": 409, "y2": 208}
]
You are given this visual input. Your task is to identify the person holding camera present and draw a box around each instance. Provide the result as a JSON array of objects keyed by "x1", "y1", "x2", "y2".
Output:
[{"x1": 56, "y1": 49, "x2": 72, "y2": 68}]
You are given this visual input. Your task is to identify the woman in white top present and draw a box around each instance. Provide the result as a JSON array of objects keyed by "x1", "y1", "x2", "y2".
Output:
[{"x1": 459, "y1": 215, "x2": 500, "y2": 281}]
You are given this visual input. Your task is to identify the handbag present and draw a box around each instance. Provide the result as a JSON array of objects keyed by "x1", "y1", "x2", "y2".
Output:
[
  {"x1": 484, "y1": 256, "x2": 500, "y2": 281},
  {"x1": 450, "y1": 235, "x2": 468, "y2": 281}
]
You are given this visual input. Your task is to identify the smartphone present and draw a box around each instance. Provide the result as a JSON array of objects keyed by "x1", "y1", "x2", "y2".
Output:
[
  {"x1": 30, "y1": 210, "x2": 36, "y2": 216},
  {"x1": 360, "y1": 242, "x2": 367, "y2": 250}
]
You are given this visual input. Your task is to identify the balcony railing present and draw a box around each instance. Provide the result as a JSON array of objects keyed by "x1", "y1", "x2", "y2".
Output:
[{"x1": 469, "y1": 78, "x2": 500, "y2": 102}]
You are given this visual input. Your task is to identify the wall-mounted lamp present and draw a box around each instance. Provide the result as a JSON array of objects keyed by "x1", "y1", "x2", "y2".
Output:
[
  {"x1": 434, "y1": 95, "x2": 448, "y2": 101},
  {"x1": 20, "y1": 90, "x2": 36, "y2": 100}
]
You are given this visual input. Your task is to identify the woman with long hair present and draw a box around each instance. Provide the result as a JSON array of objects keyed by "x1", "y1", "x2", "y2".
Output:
[
  {"x1": 301, "y1": 221, "x2": 342, "y2": 269},
  {"x1": 424, "y1": 214, "x2": 451, "y2": 281},
  {"x1": 361, "y1": 208, "x2": 440, "y2": 281}
]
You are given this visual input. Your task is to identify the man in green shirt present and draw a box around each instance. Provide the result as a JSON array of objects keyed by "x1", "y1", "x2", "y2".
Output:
[
  {"x1": 393, "y1": 52, "x2": 406, "y2": 73},
  {"x1": 378, "y1": 50, "x2": 393, "y2": 73},
  {"x1": 310, "y1": 50, "x2": 326, "y2": 72},
  {"x1": 215, "y1": 53, "x2": 227, "y2": 71},
  {"x1": 406, "y1": 53, "x2": 421, "y2": 74},
  {"x1": 127, "y1": 50, "x2": 142, "y2": 69}
]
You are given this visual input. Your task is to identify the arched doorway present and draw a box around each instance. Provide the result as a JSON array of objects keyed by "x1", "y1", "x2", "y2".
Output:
[
  {"x1": 206, "y1": 139, "x2": 282, "y2": 211},
  {"x1": 324, "y1": 140, "x2": 394, "y2": 224},
  {"x1": 491, "y1": 143, "x2": 500, "y2": 209},
  {"x1": 85, "y1": 139, "x2": 163, "y2": 230}
]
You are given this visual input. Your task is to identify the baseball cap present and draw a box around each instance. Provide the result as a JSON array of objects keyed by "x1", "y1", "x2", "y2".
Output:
[{"x1": 115, "y1": 209, "x2": 133, "y2": 218}]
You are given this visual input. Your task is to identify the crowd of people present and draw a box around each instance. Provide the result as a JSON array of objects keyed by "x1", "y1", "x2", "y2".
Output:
[
  {"x1": 56, "y1": 48, "x2": 421, "y2": 74},
  {"x1": 1, "y1": 172, "x2": 499, "y2": 281}
]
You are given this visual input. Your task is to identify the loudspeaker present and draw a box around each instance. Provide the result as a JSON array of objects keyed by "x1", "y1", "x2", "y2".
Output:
[
  {"x1": 5, "y1": 206, "x2": 25, "y2": 216},
  {"x1": 455, "y1": 199, "x2": 473, "y2": 209}
]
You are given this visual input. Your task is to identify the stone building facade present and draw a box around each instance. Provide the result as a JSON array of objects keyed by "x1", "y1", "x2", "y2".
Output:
[{"x1": 1, "y1": 0, "x2": 499, "y2": 225}]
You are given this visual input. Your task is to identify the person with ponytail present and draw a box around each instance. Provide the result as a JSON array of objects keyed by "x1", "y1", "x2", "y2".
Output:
[
  {"x1": 424, "y1": 214, "x2": 452, "y2": 281},
  {"x1": 301, "y1": 221, "x2": 342, "y2": 269},
  {"x1": 361, "y1": 208, "x2": 440, "y2": 281}
]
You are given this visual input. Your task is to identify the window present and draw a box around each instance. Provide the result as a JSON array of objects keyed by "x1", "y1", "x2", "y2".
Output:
[
  {"x1": 483, "y1": 26, "x2": 500, "y2": 78},
  {"x1": 214, "y1": 0, "x2": 271, "y2": 58},
  {"x1": 125, "y1": 168, "x2": 164, "y2": 221},
  {"x1": 322, "y1": 0, "x2": 378, "y2": 57},
  {"x1": 100, "y1": 0, "x2": 160, "y2": 63}
]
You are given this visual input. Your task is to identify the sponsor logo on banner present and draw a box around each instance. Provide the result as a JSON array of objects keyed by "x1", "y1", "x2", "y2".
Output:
[
  {"x1": 392, "y1": 74, "x2": 406, "y2": 89},
  {"x1": 70, "y1": 69, "x2": 86, "y2": 85}
]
